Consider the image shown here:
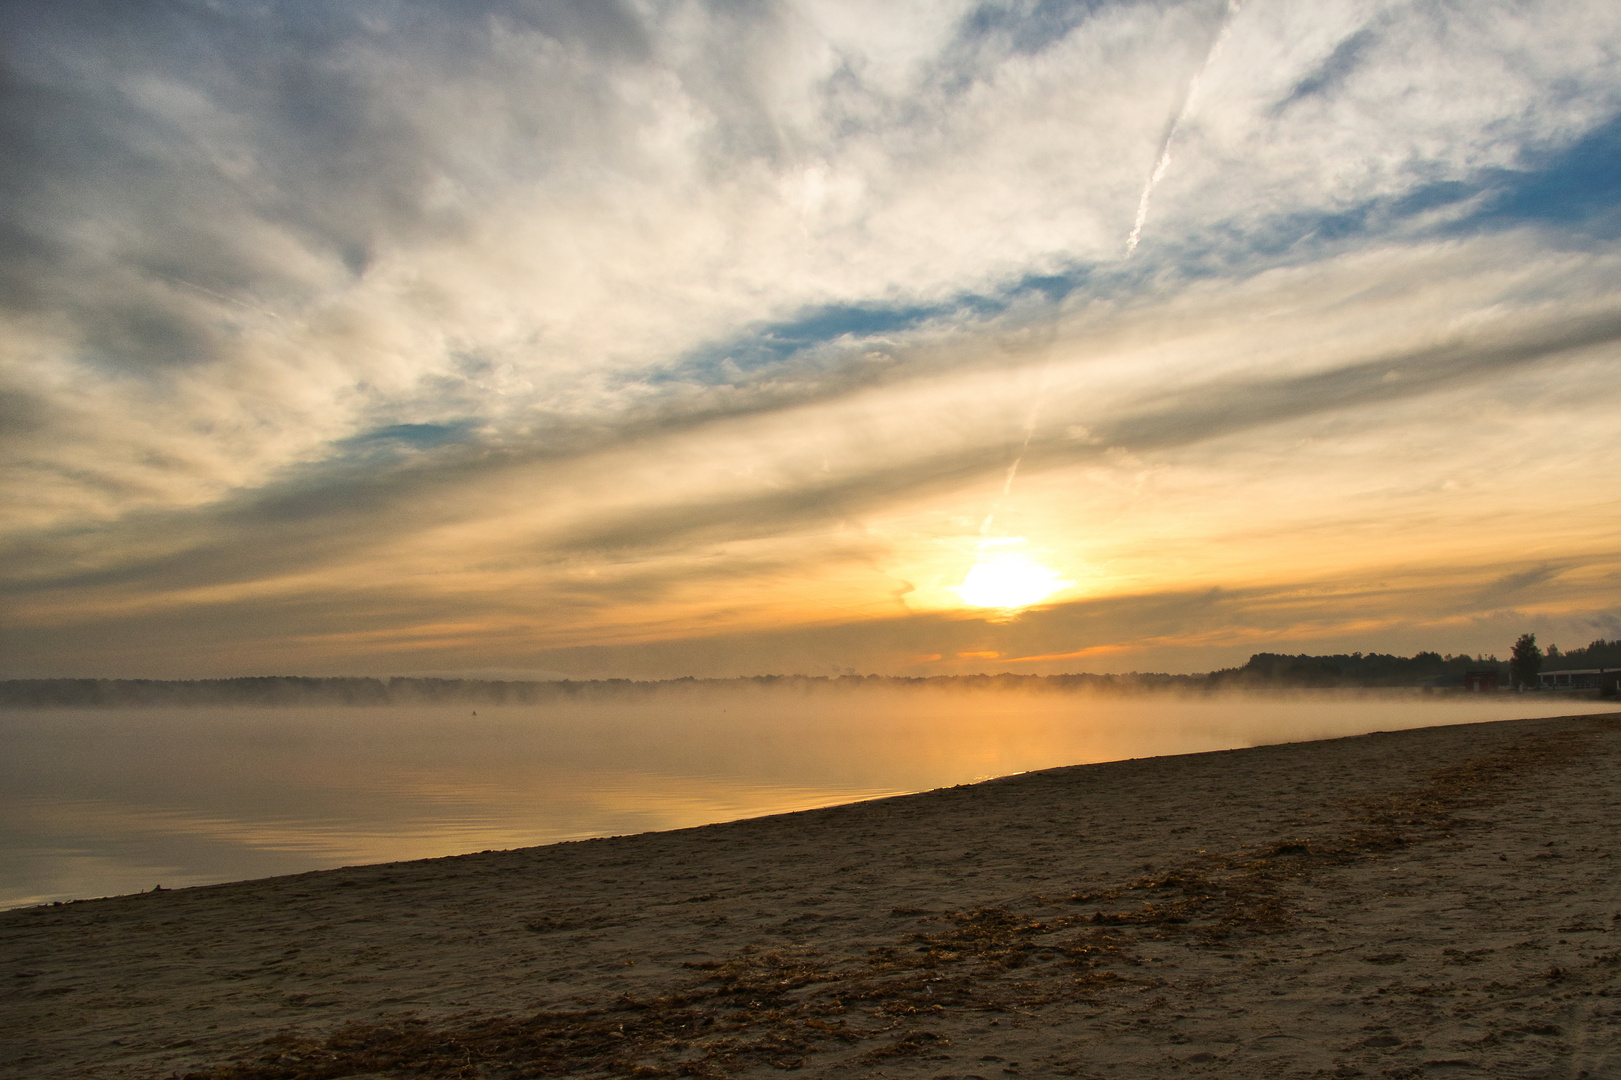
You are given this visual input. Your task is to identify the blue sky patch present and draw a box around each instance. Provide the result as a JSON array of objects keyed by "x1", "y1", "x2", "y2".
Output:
[
  {"x1": 346, "y1": 422, "x2": 474, "y2": 449},
  {"x1": 1473, "y1": 111, "x2": 1621, "y2": 227},
  {"x1": 322, "y1": 422, "x2": 478, "y2": 469},
  {"x1": 958, "y1": 0, "x2": 1105, "y2": 57},
  {"x1": 1275, "y1": 28, "x2": 1377, "y2": 111},
  {"x1": 662, "y1": 269, "x2": 1091, "y2": 387}
]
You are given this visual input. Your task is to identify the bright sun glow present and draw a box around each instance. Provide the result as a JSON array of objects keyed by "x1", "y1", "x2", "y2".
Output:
[{"x1": 957, "y1": 552, "x2": 1071, "y2": 609}]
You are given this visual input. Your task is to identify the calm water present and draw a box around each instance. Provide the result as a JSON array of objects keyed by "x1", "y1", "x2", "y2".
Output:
[{"x1": 1, "y1": 686, "x2": 1609, "y2": 908}]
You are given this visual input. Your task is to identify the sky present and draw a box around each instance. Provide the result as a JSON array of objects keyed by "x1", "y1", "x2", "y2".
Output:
[{"x1": 3, "y1": 0, "x2": 1620, "y2": 680}]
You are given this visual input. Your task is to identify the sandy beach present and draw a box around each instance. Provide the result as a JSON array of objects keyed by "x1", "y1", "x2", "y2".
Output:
[{"x1": 3, "y1": 709, "x2": 1618, "y2": 1079}]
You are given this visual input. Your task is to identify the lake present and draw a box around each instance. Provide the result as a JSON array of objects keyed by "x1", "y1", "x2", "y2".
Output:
[{"x1": 2, "y1": 685, "x2": 1610, "y2": 908}]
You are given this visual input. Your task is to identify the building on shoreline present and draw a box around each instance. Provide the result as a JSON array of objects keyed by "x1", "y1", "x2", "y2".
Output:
[{"x1": 1538, "y1": 668, "x2": 1619, "y2": 692}]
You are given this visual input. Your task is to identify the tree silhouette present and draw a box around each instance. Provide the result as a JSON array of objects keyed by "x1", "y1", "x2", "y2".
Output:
[{"x1": 1510, "y1": 633, "x2": 1542, "y2": 688}]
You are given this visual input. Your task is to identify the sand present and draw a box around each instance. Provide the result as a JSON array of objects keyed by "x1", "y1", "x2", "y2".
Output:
[{"x1": 3, "y1": 710, "x2": 1619, "y2": 1080}]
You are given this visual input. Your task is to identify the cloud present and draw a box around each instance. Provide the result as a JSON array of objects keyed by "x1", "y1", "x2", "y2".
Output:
[
  {"x1": 1475, "y1": 565, "x2": 1565, "y2": 606},
  {"x1": 3, "y1": 0, "x2": 1621, "y2": 675}
]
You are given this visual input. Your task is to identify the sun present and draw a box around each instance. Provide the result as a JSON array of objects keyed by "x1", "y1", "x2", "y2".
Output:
[{"x1": 957, "y1": 550, "x2": 1071, "y2": 610}]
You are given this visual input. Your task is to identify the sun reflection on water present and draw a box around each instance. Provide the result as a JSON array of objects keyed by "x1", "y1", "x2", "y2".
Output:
[{"x1": 4, "y1": 691, "x2": 1616, "y2": 908}]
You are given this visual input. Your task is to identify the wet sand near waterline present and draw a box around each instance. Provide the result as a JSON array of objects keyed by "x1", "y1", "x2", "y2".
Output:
[{"x1": 3, "y1": 712, "x2": 1619, "y2": 1080}]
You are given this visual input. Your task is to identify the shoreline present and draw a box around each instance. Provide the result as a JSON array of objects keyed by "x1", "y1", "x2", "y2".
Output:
[{"x1": 3, "y1": 711, "x2": 1619, "y2": 1078}]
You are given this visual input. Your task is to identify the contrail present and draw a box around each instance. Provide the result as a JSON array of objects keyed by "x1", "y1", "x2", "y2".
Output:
[
  {"x1": 1125, "y1": 0, "x2": 1242, "y2": 257},
  {"x1": 153, "y1": 272, "x2": 302, "y2": 326},
  {"x1": 978, "y1": 378, "x2": 1047, "y2": 539}
]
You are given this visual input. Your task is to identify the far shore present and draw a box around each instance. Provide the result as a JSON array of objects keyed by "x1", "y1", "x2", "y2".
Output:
[{"x1": 3, "y1": 710, "x2": 1619, "y2": 1079}]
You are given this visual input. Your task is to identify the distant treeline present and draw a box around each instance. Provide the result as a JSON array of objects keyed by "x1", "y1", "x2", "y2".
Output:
[
  {"x1": 1206, "y1": 651, "x2": 1507, "y2": 689},
  {"x1": 0, "y1": 675, "x2": 627, "y2": 708},
  {"x1": 0, "y1": 672, "x2": 1200, "y2": 708},
  {"x1": 1544, "y1": 638, "x2": 1621, "y2": 670},
  {"x1": 0, "y1": 653, "x2": 1536, "y2": 707}
]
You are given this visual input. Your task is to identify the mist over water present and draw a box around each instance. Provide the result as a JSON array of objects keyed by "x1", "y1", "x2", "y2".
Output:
[{"x1": 2, "y1": 686, "x2": 1610, "y2": 908}]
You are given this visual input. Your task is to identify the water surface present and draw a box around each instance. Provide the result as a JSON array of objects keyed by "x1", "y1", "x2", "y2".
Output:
[{"x1": 2, "y1": 686, "x2": 1608, "y2": 908}]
